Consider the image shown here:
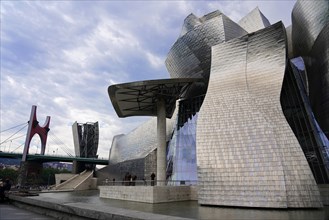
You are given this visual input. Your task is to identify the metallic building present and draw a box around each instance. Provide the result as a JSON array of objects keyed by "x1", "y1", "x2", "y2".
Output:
[
  {"x1": 107, "y1": 2, "x2": 329, "y2": 208},
  {"x1": 282, "y1": 57, "x2": 329, "y2": 184},
  {"x1": 292, "y1": 1, "x2": 329, "y2": 141},
  {"x1": 196, "y1": 22, "x2": 321, "y2": 208},
  {"x1": 164, "y1": 8, "x2": 265, "y2": 187},
  {"x1": 308, "y1": 23, "x2": 329, "y2": 141},
  {"x1": 166, "y1": 96, "x2": 204, "y2": 184},
  {"x1": 285, "y1": 25, "x2": 294, "y2": 58},
  {"x1": 292, "y1": 0, "x2": 329, "y2": 56},
  {"x1": 165, "y1": 10, "x2": 247, "y2": 97},
  {"x1": 108, "y1": 78, "x2": 204, "y2": 183},
  {"x1": 109, "y1": 117, "x2": 175, "y2": 164},
  {"x1": 238, "y1": 7, "x2": 271, "y2": 33},
  {"x1": 72, "y1": 121, "x2": 99, "y2": 172}
]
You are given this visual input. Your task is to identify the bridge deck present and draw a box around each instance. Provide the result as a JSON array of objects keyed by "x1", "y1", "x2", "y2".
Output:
[{"x1": 0, "y1": 152, "x2": 108, "y2": 165}]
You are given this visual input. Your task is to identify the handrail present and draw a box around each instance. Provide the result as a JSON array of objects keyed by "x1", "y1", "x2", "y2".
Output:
[
  {"x1": 74, "y1": 171, "x2": 94, "y2": 190},
  {"x1": 100, "y1": 180, "x2": 198, "y2": 186},
  {"x1": 54, "y1": 170, "x2": 87, "y2": 190},
  {"x1": 54, "y1": 173, "x2": 79, "y2": 190}
]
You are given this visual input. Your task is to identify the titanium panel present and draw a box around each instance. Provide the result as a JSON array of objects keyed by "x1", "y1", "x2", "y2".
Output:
[
  {"x1": 309, "y1": 23, "x2": 329, "y2": 140},
  {"x1": 72, "y1": 122, "x2": 99, "y2": 158},
  {"x1": 286, "y1": 25, "x2": 294, "y2": 58},
  {"x1": 196, "y1": 22, "x2": 322, "y2": 208},
  {"x1": 292, "y1": 0, "x2": 329, "y2": 56},
  {"x1": 238, "y1": 7, "x2": 271, "y2": 33},
  {"x1": 109, "y1": 117, "x2": 176, "y2": 164},
  {"x1": 165, "y1": 10, "x2": 247, "y2": 92}
]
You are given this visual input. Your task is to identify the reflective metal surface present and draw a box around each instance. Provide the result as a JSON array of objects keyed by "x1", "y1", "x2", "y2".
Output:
[
  {"x1": 72, "y1": 121, "x2": 99, "y2": 158},
  {"x1": 196, "y1": 22, "x2": 322, "y2": 208},
  {"x1": 108, "y1": 78, "x2": 204, "y2": 118},
  {"x1": 106, "y1": 3, "x2": 329, "y2": 209},
  {"x1": 167, "y1": 114, "x2": 198, "y2": 184},
  {"x1": 165, "y1": 10, "x2": 247, "y2": 97},
  {"x1": 308, "y1": 23, "x2": 329, "y2": 141},
  {"x1": 109, "y1": 117, "x2": 175, "y2": 164},
  {"x1": 238, "y1": 7, "x2": 271, "y2": 33},
  {"x1": 291, "y1": 0, "x2": 329, "y2": 140},
  {"x1": 292, "y1": 0, "x2": 329, "y2": 56},
  {"x1": 281, "y1": 57, "x2": 329, "y2": 184}
]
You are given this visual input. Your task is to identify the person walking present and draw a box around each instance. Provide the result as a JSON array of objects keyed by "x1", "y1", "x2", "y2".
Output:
[{"x1": 150, "y1": 173, "x2": 155, "y2": 186}]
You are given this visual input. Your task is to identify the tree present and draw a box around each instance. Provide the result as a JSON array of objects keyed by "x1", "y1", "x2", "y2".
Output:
[
  {"x1": 0, "y1": 168, "x2": 18, "y2": 185},
  {"x1": 40, "y1": 167, "x2": 70, "y2": 186}
]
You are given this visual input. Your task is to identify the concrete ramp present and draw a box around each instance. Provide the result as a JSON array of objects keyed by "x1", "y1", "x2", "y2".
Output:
[{"x1": 54, "y1": 170, "x2": 95, "y2": 191}]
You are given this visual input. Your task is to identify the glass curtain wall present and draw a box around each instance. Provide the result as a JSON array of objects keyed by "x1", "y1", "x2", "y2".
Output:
[
  {"x1": 281, "y1": 57, "x2": 329, "y2": 184},
  {"x1": 166, "y1": 95, "x2": 204, "y2": 185}
]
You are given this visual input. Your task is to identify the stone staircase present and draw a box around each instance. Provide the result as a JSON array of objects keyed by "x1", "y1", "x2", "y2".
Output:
[{"x1": 54, "y1": 170, "x2": 93, "y2": 191}]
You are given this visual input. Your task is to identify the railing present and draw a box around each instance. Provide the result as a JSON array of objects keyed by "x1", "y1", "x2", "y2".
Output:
[
  {"x1": 100, "y1": 179, "x2": 198, "y2": 186},
  {"x1": 0, "y1": 150, "x2": 108, "y2": 160}
]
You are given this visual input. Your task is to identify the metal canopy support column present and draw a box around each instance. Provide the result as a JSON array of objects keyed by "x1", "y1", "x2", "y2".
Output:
[{"x1": 157, "y1": 97, "x2": 166, "y2": 186}]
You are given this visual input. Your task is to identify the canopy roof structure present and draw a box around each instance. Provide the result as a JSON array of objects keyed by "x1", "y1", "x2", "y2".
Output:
[{"x1": 108, "y1": 78, "x2": 204, "y2": 118}]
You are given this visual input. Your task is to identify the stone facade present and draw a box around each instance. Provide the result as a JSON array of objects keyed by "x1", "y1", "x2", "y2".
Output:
[{"x1": 99, "y1": 185, "x2": 197, "y2": 203}]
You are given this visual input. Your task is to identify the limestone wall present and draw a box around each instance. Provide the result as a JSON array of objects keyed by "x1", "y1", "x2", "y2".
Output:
[{"x1": 99, "y1": 186, "x2": 196, "y2": 203}]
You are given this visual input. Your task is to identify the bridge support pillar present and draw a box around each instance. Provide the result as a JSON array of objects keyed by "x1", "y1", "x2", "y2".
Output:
[
  {"x1": 17, "y1": 161, "x2": 43, "y2": 188},
  {"x1": 72, "y1": 161, "x2": 84, "y2": 174},
  {"x1": 72, "y1": 161, "x2": 95, "y2": 174}
]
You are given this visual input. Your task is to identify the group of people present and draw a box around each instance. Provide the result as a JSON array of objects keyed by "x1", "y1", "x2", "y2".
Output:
[
  {"x1": 123, "y1": 172, "x2": 138, "y2": 186},
  {"x1": 0, "y1": 178, "x2": 11, "y2": 202},
  {"x1": 120, "y1": 172, "x2": 156, "y2": 186}
]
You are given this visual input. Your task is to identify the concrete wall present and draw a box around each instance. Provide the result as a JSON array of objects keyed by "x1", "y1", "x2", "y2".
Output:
[
  {"x1": 9, "y1": 194, "x2": 191, "y2": 220},
  {"x1": 55, "y1": 173, "x2": 75, "y2": 186},
  {"x1": 74, "y1": 175, "x2": 97, "y2": 191},
  {"x1": 99, "y1": 186, "x2": 197, "y2": 203}
]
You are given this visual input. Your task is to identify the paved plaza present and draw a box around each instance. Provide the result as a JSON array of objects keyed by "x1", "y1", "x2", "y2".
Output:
[
  {"x1": 4, "y1": 190, "x2": 329, "y2": 220},
  {"x1": 0, "y1": 203, "x2": 55, "y2": 220}
]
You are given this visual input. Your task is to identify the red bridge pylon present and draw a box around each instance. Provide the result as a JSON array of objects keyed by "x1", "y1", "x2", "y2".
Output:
[{"x1": 22, "y1": 105, "x2": 51, "y2": 161}]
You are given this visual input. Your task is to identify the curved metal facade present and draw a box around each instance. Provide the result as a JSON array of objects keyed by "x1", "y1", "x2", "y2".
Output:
[
  {"x1": 238, "y1": 7, "x2": 270, "y2": 33},
  {"x1": 165, "y1": 10, "x2": 247, "y2": 94},
  {"x1": 309, "y1": 23, "x2": 329, "y2": 140},
  {"x1": 109, "y1": 117, "x2": 176, "y2": 164},
  {"x1": 292, "y1": 0, "x2": 329, "y2": 57},
  {"x1": 107, "y1": 2, "x2": 328, "y2": 208},
  {"x1": 292, "y1": 0, "x2": 329, "y2": 140},
  {"x1": 196, "y1": 22, "x2": 322, "y2": 208},
  {"x1": 281, "y1": 56, "x2": 329, "y2": 184}
]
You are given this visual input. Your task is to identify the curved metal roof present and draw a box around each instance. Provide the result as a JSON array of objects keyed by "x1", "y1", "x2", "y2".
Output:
[{"x1": 108, "y1": 78, "x2": 204, "y2": 118}]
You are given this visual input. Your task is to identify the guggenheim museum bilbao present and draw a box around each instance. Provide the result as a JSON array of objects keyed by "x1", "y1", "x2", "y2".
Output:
[{"x1": 106, "y1": 0, "x2": 329, "y2": 208}]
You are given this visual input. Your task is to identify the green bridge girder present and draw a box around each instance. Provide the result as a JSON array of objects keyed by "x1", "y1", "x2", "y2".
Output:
[{"x1": 0, "y1": 151, "x2": 108, "y2": 165}]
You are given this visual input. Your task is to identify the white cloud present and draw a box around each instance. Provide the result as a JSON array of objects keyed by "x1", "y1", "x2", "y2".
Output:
[
  {"x1": 145, "y1": 51, "x2": 164, "y2": 69},
  {"x1": 1, "y1": 1, "x2": 297, "y2": 159}
]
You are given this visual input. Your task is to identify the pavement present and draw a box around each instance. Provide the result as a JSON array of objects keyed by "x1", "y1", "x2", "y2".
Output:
[
  {"x1": 0, "y1": 203, "x2": 55, "y2": 220},
  {"x1": 2, "y1": 191, "x2": 329, "y2": 220}
]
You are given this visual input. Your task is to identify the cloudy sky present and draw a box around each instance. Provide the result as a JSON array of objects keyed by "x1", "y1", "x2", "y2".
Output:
[{"x1": 1, "y1": 0, "x2": 296, "y2": 159}]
